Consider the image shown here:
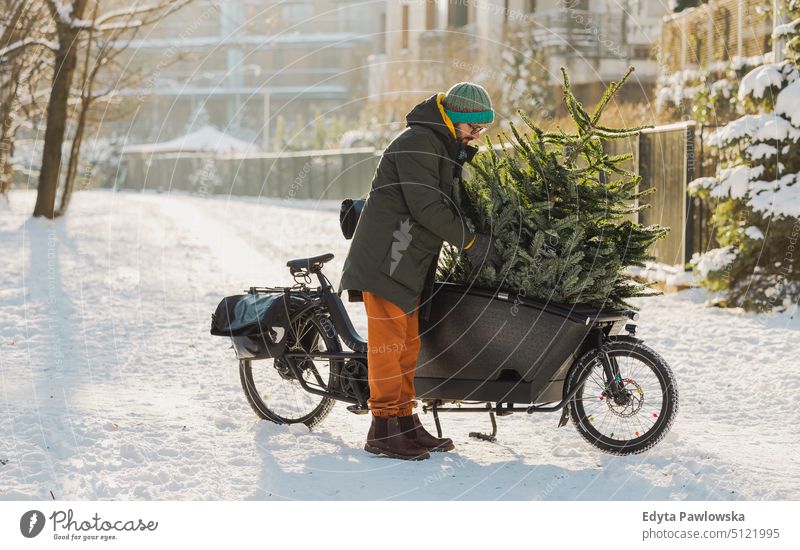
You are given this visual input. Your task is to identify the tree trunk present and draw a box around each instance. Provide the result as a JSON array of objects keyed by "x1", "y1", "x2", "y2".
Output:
[
  {"x1": 57, "y1": 101, "x2": 87, "y2": 216},
  {"x1": 33, "y1": 0, "x2": 89, "y2": 218},
  {"x1": 32, "y1": 35, "x2": 79, "y2": 218},
  {"x1": 57, "y1": 21, "x2": 96, "y2": 217},
  {"x1": 0, "y1": 125, "x2": 12, "y2": 197}
]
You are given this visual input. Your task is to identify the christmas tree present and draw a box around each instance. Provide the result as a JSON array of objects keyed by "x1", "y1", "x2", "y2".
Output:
[
  {"x1": 688, "y1": 1, "x2": 800, "y2": 312},
  {"x1": 438, "y1": 67, "x2": 668, "y2": 311}
]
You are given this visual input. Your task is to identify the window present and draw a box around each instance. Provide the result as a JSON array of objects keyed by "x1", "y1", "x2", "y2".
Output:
[
  {"x1": 448, "y1": 0, "x2": 468, "y2": 28},
  {"x1": 282, "y1": 1, "x2": 313, "y2": 25},
  {"x1": 425, "y1": 0, "x2": 436, "y2": 30},
  {"x1": 562, "y1": 0, "x2": 588, "y2": 10},
  {"x1": 633, "y1": 45, "x2": 652, "y2": 59}
]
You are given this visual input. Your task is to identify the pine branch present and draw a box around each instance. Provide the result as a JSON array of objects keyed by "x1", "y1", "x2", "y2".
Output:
[{"x1": 439, "y1": 67, "x2": 668, "y2": 309}]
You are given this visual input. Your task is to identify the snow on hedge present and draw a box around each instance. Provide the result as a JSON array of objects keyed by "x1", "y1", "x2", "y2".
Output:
[
  {"x1": 746, "y1": 143, "x2": 778, "y2": 160},
  {"x1": 693, "y1": 163, "x2": 800, "y2": 219},
  {"x1": 688, "y1": 176, "x2": 717, "y2": 193},
  {"x1": 775, "y1": 78, "x2": 800, "y2": 126},
  {"x1": 626, "y1": 262, "x2": 698, "y2": 287},
  {"x1": 742, "y1": 225, "x2": 765, "y2": 240},
  {"x1": 773, "y1": 17, "x2": 800, "y2": 38},
  {"x1": 737, "y1": 61, "x2": 795, "y2": 101},
  {"x1": 691, "y1": 246, "x2": 737, "y2": 278},
  {"x1": 748, "y1": 173, "x2": 800, "y2": 218},
  {"x1": 708, "y1": 113, "x2": 800, "y2": 147}
]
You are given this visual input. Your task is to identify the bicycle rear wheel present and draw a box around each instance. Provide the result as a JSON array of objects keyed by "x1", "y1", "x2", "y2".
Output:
[{"x1": 239, "y1": 311, "x2": 339, "y2": 428}]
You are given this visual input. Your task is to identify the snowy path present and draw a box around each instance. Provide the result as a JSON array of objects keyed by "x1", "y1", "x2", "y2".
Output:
[{"x1": 1, "y1": 189, "x2": 798, "y2": 500}]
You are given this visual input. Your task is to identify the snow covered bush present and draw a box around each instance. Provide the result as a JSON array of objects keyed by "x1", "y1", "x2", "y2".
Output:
[
  {"x1": 656, "y1": 54, "x2": 772, "y2": 124},
  {"x1": 688, "y1": 1, "x2": 800, "y2": 311}
]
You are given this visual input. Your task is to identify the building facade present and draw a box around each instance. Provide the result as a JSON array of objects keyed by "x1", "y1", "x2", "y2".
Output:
[
  {"x1": 120, "y1": 0, "x2": 383, "y2": 149},
  {"x1": 374, "y1": 0, "x2": 669, "y2": 111}
]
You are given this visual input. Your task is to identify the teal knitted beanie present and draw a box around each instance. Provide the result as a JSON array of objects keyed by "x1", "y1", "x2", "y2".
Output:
[{"x1": 442, "y1": 82, "x2": 494, "y2": 124}]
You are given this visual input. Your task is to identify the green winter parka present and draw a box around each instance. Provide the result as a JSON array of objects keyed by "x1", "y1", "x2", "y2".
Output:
[{"x1": 339, "y1": 92, "x2": 479, "y2": 318}]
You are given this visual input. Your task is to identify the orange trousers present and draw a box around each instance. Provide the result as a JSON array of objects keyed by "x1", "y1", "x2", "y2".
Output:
[{"x1": 362, "y1": 291, "x2": 421, "y2": 417}]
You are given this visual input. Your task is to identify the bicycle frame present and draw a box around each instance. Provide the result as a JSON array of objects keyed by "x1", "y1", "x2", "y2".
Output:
[{"x1": 272, "y1": 264, "x2": 368, "y2": 407}]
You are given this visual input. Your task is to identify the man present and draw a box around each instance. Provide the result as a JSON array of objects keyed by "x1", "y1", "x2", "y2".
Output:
[{"x1": 339, "y1": 82, "x2": 500, "y2": 461}]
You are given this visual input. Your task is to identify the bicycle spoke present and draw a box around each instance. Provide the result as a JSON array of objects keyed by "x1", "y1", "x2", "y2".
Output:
[
  {"x1": 576, "y1": 349, "x2": 667, "y2": 442},
  {"x1": 245, "y1": 315, "x2": 335, "y2": 423}
]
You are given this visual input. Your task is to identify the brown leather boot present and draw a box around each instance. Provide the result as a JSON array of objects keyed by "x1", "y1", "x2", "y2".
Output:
[
  {"x1": 397, "y1": 413, "x2": 455, "y2": 452},
  {"x1": 364, "y1": 415, "x2": 430, "y2": 460}
]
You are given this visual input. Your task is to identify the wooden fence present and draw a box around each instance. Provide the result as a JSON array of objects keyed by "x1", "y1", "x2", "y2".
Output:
[
  {"x1": 120, "y1": 147, "x2": 380, "y2": 201},
  {"x1": 604, "y1": 121, "x2": 698, "y2": 265},
  {"x1": 660, "y1": 0, "x2": 773, "y2": 73}
]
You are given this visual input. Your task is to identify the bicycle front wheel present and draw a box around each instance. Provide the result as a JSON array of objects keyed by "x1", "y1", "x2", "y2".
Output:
[{"x1": 567, "y1": 338, "x2": 678, "y2": 455}]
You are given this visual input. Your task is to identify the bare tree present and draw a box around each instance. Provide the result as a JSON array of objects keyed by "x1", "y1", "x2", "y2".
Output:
[
  {"x1": 0, "y1": 0, "x2": 53, "y2": 199},
  {"x1": 16, "y1": 0, "x2": 192, "y2": 218},
  {"x1": 56, "y1": 3, "x2": 170, "y2": 215}
]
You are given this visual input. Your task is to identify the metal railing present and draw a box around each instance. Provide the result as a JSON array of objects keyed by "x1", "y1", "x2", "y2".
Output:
[{"x1": 119, "y1": 121, "x2": 707, "y2": 264}]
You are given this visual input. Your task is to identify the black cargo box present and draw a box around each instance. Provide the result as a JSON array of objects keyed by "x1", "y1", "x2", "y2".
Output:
[{"x1": 416, "y1": 282, "x2": 628, "y2": 404}]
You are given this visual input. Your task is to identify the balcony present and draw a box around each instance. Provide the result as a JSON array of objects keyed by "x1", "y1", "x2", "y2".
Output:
[{"x1": 531, "y1": 9, "x2": 628, "y2": 60}]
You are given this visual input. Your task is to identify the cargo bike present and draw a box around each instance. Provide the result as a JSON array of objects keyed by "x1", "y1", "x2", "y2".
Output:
[{"x1": 211, "y1": 246, "x2": 679, "y2": 456}]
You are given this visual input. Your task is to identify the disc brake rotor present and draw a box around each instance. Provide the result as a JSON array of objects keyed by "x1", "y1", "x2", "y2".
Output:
[{"x1": 602, "y1": 378, "x2": 644, "y2": 418}]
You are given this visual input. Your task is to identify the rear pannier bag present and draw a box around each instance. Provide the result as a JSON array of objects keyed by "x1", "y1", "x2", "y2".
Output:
[
  {"x1": 339, "y1": 198, "x2": 365, "y2": 240},
  {"x1": 210, "y1": 292, "x2": 291, "y2": 359}
]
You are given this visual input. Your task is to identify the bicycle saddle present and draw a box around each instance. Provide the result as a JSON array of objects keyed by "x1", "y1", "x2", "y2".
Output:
[{"x1": 286, "y1": 253, "x2": 334, "y2": 271}]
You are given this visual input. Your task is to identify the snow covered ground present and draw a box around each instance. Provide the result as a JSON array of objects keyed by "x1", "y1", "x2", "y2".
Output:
[{"x1": 1, "y1": 189, "x2": 798, "y2": 501}]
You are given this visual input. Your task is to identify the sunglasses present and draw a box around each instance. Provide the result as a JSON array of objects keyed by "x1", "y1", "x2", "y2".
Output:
[{"x1": 466, "y1": 123, "x2": 488, "y2": 135}]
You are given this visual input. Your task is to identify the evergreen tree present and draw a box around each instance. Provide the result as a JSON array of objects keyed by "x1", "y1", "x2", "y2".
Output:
[
  {"x1": 438, "y1": 67, "x2": 668, "y2": 310},
  {"x1": 688, "y1": 1, "x2": 800, "y2": 311}
]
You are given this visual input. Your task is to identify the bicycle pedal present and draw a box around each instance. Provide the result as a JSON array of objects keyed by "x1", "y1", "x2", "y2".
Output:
[{"x1": 346, "y1": 404, "x2": 370, "y2": 415}]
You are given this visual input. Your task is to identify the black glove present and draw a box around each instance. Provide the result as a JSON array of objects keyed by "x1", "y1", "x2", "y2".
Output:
[{"x1": 464, "y1": 233, "x2": 501, "y2": 269}]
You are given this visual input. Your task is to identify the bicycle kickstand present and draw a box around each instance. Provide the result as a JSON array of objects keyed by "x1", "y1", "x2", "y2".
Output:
[{"x1": 469, "y1": 410, "x2": 498, "y2": 442}]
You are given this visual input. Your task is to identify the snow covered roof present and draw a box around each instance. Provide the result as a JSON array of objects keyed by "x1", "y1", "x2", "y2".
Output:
[{"x1": 122, "y1": 126, "x2": 260, "y2": 155}]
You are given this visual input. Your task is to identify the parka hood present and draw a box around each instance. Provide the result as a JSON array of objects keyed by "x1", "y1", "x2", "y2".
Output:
[{"x1": 404, "y1": 92, "x2": 479, "y2": 163}]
